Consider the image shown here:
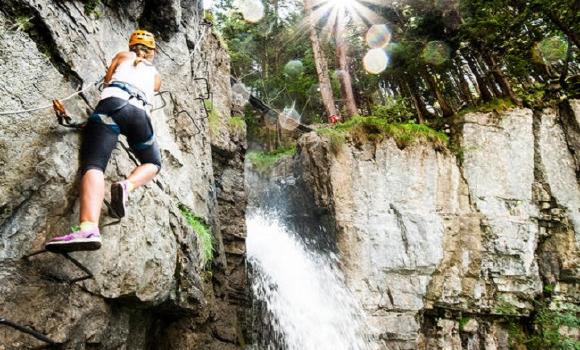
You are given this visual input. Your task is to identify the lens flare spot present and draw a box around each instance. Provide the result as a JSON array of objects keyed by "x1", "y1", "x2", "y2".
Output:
[
  {"x1": 532, "y1": 36, "x2": 568, "y2": 64},
  {"x1": 232, "y1": 82, "x2": 251, "y2": 106},
  {"x1": 237, "y1": 0, "x2": 264, "y2": 23},
  {"x1": 284, "y1": 60, "x2": 304, "y2": 77},
  {"x1": 365, "y1": 24, "x2": 391, "y2": 48},
  {"x1": 421, "y1": 41, "x2": 450, "y2": 66},
  {"x1": 363, "y1": 48, "x2": 388, "y2": 74},
  {"x1": 279, "y1": 107, "x2": 301, "y2": 131}
]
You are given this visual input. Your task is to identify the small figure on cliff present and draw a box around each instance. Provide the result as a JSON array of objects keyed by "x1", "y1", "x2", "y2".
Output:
[{"x1": 45, "y1": 30, "x2": 162, "y2": 252}]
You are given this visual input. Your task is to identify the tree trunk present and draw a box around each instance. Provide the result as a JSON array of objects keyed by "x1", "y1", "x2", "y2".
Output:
[
  {"x1": 402, "y1": 75, "x2": 432, "y2": 123},
  {"x1": 303, "y1": 0, "x2": 337, "y2": 119},
  {"x1": 465, "y1": 53, "x2": 494, "y2": 102},
  {"x1": 453, "y1": 58, "x2": 475, "y2": 106},
  {"x1": 475, "y1": 55, "x2": 502, "y2": 98},
  {"x1": 422, "y1": 67, "x2": 455, "y2": 117},
  {"x1": 334, "y1": 8, "x2": 358, "y2": 117},
  {"x1": 482, "y1": 53, "x2": 522, "y2": 105}
]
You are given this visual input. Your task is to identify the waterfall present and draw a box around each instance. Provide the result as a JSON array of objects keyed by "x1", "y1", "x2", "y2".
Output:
[{"x1": 247, "y1": 210, "x2": 371, "y2": 350}]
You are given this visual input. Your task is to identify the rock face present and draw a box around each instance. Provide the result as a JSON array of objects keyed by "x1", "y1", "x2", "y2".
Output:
[
  {"x1": 293, "y1": 103, "x2": 580, "y2": 349},
  {"x1": 0, "y1": 1, "x2": 246, "y2": 349}
]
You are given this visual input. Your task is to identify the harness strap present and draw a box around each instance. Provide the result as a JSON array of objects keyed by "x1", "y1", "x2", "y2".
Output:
[{"x1": 108, "y1": 81, "x2": 151, "y2": 107}]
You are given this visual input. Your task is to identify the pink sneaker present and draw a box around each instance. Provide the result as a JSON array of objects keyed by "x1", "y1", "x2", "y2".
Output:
[
  {"x1": 111, "y1": 181, "x2": 129, "y2": 218},
  {"x1": 45, "y1": 227, "x2": 101, "y2": 253}
]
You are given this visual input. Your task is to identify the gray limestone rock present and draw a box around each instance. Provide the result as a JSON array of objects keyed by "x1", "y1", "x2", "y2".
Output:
[
  {"x1": 0, "y1": 1, "x2": 246, "y2": 348},
  {"x1": 294, "y1": 105, "x2": 579, "y2": 349}
]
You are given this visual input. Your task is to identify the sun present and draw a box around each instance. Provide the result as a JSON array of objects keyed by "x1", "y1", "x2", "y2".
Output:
[{"x1": 306, "y1": 0, "x2": 385, "y2": 35}]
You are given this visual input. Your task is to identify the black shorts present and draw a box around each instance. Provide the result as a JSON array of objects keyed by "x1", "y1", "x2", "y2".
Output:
[{"x1": 80, "y1": 97, "x2": 162, "y2": 174}]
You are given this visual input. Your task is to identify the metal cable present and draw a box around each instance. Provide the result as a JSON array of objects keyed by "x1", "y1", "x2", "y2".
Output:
[{"x1": 0, "y1": 79, "x2": 102, "y2": 116}]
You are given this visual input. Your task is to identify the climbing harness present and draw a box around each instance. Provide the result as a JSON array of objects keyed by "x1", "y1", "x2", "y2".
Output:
[
  {"x1": 52, "y1": 80, "x2": 152, "y2": 130},
  {"x1": 108, "y1": 81, "x2": 151, "y2": 107}
]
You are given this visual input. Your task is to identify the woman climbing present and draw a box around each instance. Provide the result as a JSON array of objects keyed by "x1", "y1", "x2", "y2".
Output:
[{"x1": 45, "y1": 30, "x2": 162, "y2": 252}]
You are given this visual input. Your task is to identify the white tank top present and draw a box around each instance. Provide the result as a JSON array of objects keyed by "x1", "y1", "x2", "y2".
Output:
[{"x1": 101, "y1": 52, "x2": 158, "y2": 109}]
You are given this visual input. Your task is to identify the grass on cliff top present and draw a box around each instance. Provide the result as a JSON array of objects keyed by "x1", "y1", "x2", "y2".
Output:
[
  {"x1": 179, "y1": 204, "x2": 214, "y2": 266},
  {"x1": 456, "y1": 98, "x2": 515, "y2": 117},
  {"x1": 247, "y1": 145, "x2": 296, "y2": 173},
  {"x1": 317, "y1": 116, "x2": 449, "y2": 153}
]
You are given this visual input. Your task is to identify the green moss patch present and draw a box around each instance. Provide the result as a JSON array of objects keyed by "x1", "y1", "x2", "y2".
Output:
[
  {"x1": 228, "y1": 115, "x2": 246, "y2": 136},
  {"x1": 317, "y1": 116, "x2": 448, "y2": 152},
  {"x1": 456, "y1": 98, "x2": 515, "y2": 117},
  {"x1": 179, "y1": 204, "x2": 214, "y2": 266},
  {"x1": 204, "y1": 100, "x2": 221, "y2": 137},
  {"x1": 497, "y1": 298, "x2": 580, "y2": 350},
  {"x1": 247, "y1": 145, "x2": 296, "y2": 172}
]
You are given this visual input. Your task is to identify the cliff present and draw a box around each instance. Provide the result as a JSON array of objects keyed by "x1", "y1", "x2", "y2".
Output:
[
  {"x1": 0, "y1": 0, "x2": 247, "y2": 349},
  {"x1": 271, "y1": 102, "x2": 580, "y2": 349}
]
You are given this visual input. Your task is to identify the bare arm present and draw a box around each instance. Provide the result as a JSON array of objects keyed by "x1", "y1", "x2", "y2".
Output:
[
  {"x1": 104, "y1": 51, "x2": 133, "y2": 85},
  {"x1": 154, "y1": 72, "x2": 161, "y2": 92}
]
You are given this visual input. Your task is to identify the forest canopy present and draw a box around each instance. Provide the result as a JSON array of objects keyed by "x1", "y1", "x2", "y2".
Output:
[{"x1": 210, "y1": 0, "x2": 579, "y2": 127}]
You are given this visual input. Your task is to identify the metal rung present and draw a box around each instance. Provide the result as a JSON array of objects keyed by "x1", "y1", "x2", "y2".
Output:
[
  {"x1": 0, "y1": 317, "x2": 59, "y2": 346},
  {"x1": 23, "y1": 250, "x2": 94, "y2": 284},
  {"x1": 193, "y1": 77, "x2": 211, "y2": 100}
]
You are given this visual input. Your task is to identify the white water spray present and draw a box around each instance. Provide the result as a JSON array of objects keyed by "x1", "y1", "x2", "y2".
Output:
[{"x1": 247, "y1": 211, "x2": 371, "y2": 350}]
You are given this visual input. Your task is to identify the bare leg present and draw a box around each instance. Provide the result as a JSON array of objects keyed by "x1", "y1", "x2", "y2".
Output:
[
  {"x1": 80, "y1": 169, "x2": 105, "y2": 224},
  {"x1": 126, "y1": 163, "x2": 159, "y2": 189}
]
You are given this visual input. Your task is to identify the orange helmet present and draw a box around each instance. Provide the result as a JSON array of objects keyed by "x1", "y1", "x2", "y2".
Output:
[{"x1": 129, "y1": 30, "x2": 156, "y2": 49}]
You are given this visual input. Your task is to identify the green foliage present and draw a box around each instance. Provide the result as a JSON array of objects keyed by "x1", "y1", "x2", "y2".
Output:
[
  {"x1": 317, "y1": 128, "x2": 347, "y2": 154},
  {"x1": 213, "y1": 0, "x2": 576, "y2": 151},
  {"x1": 516, "y1": 83, "x2": 549, "y2": 108},
  {"x1": 505, "y1": 301, "x2": 580, "y2": 350},
  {"x1": 494, "y1": 298, "x2": 519, "y2": 316},
  {"x1": 372, "y1": 97, "x2": 415, "y2": 123},
  {"x1": 204, "y1": 100, "x2": 221, "y2": 137},
  {"x1": 83, "y1": 0, "x2": 101, "y2": 17},
  {"x1": 317, "y1": 116, "x2": 449, "y2": 150},
  {"x1": 457, "y1": 98, "x2": 515, "y2": 117},
  {"x1": 525, "y1": 302, "x2": 580, "y2": 350},
  {"x1": 543, "y1": 283, "x2": 555, "y2": 294},
  {"x1": 247, "y1": 145, "x2": 296, "y2": 172},
  {"x1": 228, "y1": 115, "x2": 246, "y2": 135},
  {"x1": 459, "y1": 317, "x2": 471, "y2": 332},
  {"x1": 13, "y1": 16, "x2": 32, "y2": 32},
  {"x1": 421, "y1": 41, "x2": 450, "y2": 66},
  {"x1": 179, "y1": 204, "x2": 214, "y2": 266},
  {"x1": 532, "y1": 36, "x2": 569, "y2": 64},
  {"x1": 203, "y1": 9, "x2": 215, "y2": 24}
]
